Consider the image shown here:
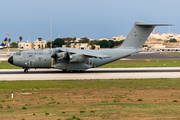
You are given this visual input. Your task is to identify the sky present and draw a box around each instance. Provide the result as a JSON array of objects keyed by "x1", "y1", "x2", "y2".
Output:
[{"x1": 0, "y1": 0, "x2": 179, "y2": 42}]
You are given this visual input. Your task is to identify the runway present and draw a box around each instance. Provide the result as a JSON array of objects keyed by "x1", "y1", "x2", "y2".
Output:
[{"x1": 1, "y1": 67, "x2": 180, "y2": 80}]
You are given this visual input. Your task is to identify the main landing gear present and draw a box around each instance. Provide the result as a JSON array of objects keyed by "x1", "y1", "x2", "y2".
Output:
[
  {"x1": 24, "y1": 68, "x2": 29, "y2": 73},
  {"x1": 62, "y1": 69, "x2": 67, "y2": 72},
  {"x1": 62, "y1": 70, "x2": 85, "y2": 73}
]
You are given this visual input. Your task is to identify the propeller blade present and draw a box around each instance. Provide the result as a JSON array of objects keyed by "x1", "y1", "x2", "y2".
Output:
[
  {"x1": 51, "y1": 53, "x2": 58, "y2": 64},
  {"x1": 63, "y1": 49, "x2": 70, "y2": 60}
]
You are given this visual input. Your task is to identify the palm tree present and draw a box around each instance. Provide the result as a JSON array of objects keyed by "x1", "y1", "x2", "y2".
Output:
[
  {"x1": 8, "y1": 38, "x2": 11, "y2": 49},
  {"x1": 19, "y1": 36, "x2": 23, "y2": 49}
]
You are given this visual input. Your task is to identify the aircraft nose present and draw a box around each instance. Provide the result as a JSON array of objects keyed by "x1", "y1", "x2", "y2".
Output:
[{"x1": 8, "y1": 56, "x2": 13, "y2": 64}]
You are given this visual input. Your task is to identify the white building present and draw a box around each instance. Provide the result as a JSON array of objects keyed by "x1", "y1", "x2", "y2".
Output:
[
  {"x1": 113, "y1": 35, "x2": 126, "y2": 41},
  {"x1": 149, "y1": 30, "x2": 180, "y2": 41},
  {"x1": 18, "y1": 42, "x2": 25, "y2": 48}
]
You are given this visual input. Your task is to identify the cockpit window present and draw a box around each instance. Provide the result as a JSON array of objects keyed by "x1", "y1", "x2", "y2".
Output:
[{"x1": 15, "y1": 53, "x2": 21, "y2": 56}]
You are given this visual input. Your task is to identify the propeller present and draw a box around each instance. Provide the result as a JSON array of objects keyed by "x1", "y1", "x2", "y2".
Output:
[
  {"x1": 51, "y1": 53, "x2": 58, "y2": 64},
  {"x1": 51, "y1": 49, "x2": 59, "y2": 64},
  {"x1": 63, "y1": 49, "x2": 71, "y2": 69},
  {"x1": 51, "y1": 49, "x2": 71, "y2": 64},
  {"x1": 63, "y1": 49, "x2": 70, "y2": 60}
]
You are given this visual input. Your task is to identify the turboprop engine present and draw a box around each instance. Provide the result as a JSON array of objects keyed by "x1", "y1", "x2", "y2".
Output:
[
  {"x1": 70, "y1": 53, "x2": 88, "y2": 62},
  {"x1": 56, "y1": 52, "x2": 69, "y2": 60},
  {"x1": 51, "y1": 52, "x2": 70, "y2": 63},
  {"x1": 51, "y1": 52, "x2": 88, "y2": 62}
]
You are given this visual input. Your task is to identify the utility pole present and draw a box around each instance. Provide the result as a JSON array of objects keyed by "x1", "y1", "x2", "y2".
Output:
[
  {"x1": 49, "y1": 13, "x2": 53, "y2": 49},
  {"x1": 7, "y1": 33, "x2": 10, "y2": 55}
]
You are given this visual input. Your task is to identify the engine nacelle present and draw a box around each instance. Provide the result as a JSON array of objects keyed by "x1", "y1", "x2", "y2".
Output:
[
  {"x1": 70, "y1": 54, "x2": 87, "y2": 62},
  {"x1": 56, "y1": 52, "x2": 70, "y2": 60},
  {"x1": 52, "y1": 52, "x2": 87, "y2": 62},
  {"x1": 56, "y1": 52, "x2": 64, "y2": 60}
]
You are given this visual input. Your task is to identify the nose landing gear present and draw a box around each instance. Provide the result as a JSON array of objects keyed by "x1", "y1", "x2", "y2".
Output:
[{"x1": 24, "y1": 68, "x2": 29, "y2": 73}]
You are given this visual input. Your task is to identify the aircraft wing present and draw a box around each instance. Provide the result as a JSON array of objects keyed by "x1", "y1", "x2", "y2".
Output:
[{"x1": 56, "y1": 47, "x2": 111, "y2": 58}]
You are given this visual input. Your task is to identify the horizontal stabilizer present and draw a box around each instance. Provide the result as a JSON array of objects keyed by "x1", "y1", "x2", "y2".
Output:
[{"x1": 136, "y1": 21, "x2": 172, "y2": 27}]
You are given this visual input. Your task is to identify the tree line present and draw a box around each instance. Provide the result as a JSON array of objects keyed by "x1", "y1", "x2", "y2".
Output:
[
  {"x1": 9, "y1": 36, "x2": 23, "y2": 48},
  {"x1": 90, "y1": 40, "x2": 124, "y2": 48},
  {"x1": 9, "y1": 36, "x2": 124, "y2": 49},
  {"x1": 46, "y1": 37, "x2": 124, "y2": 49},
  {"x1": 9, "y1": 36, "x2": 180, "y2": 49}
]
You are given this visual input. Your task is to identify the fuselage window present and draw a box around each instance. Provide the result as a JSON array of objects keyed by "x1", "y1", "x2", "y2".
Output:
[
  {"x1": 28, "y1": 53, "x2": 33, "y2": 57},
  {"x1": 34, "y1": 53, "x2": 43, "y2": 55}
]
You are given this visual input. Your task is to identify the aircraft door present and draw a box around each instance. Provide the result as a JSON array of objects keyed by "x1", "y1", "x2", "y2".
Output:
[
  {"x1": 29, "y1": 60, "x2": 34, "y2": 68},
  {"x1": 89, "y1": 58, "x2": 93, "y2": 66}
]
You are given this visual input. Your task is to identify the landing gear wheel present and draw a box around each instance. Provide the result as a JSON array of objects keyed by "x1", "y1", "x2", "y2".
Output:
[
  {"x1": 24, "y1": 69, "x2": 28, "y2": 73},
  {"x1": 62, "y1": 70, "x2": 67, "y2": 72}
]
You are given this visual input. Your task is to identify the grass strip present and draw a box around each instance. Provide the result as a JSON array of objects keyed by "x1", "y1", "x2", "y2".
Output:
[
  {"x1": 0, "y1": 61, "x2": 21, "y2": 69},
  {"x1": 99, "y1": 59, "x2": 180, "y2": 68},
  {"x1": 0, "y1": 78, "x2": 180, "y2": 90},
  {"x1": 1, "y1": 49, "x2": 19, "y2": 51}
]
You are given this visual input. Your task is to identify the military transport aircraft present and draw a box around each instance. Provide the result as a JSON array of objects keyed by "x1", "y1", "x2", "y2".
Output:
[{"x1": 8, "y1": 21, "x2": 171, "y2": 73}]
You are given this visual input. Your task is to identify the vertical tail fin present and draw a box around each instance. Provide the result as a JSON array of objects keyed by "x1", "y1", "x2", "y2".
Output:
[
  {"x1": 120, "y1": 21, "x2": 171, "y2": 49},
  {"x1": 0, "y1": 38, "x2": 7, "y2": 46}
]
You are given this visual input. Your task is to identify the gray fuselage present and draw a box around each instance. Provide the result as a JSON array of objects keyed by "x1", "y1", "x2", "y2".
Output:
[{"x1": 10, "y1": 48, "x2": 140, "y2": 71}]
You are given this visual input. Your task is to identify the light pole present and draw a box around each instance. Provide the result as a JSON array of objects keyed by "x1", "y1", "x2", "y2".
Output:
[
  {"x1": 7, "y1": 33, "x2": 10, "y2": 55},
  {"x1": 49, "y1": 13, "x2": 53, "y2": 49}
]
